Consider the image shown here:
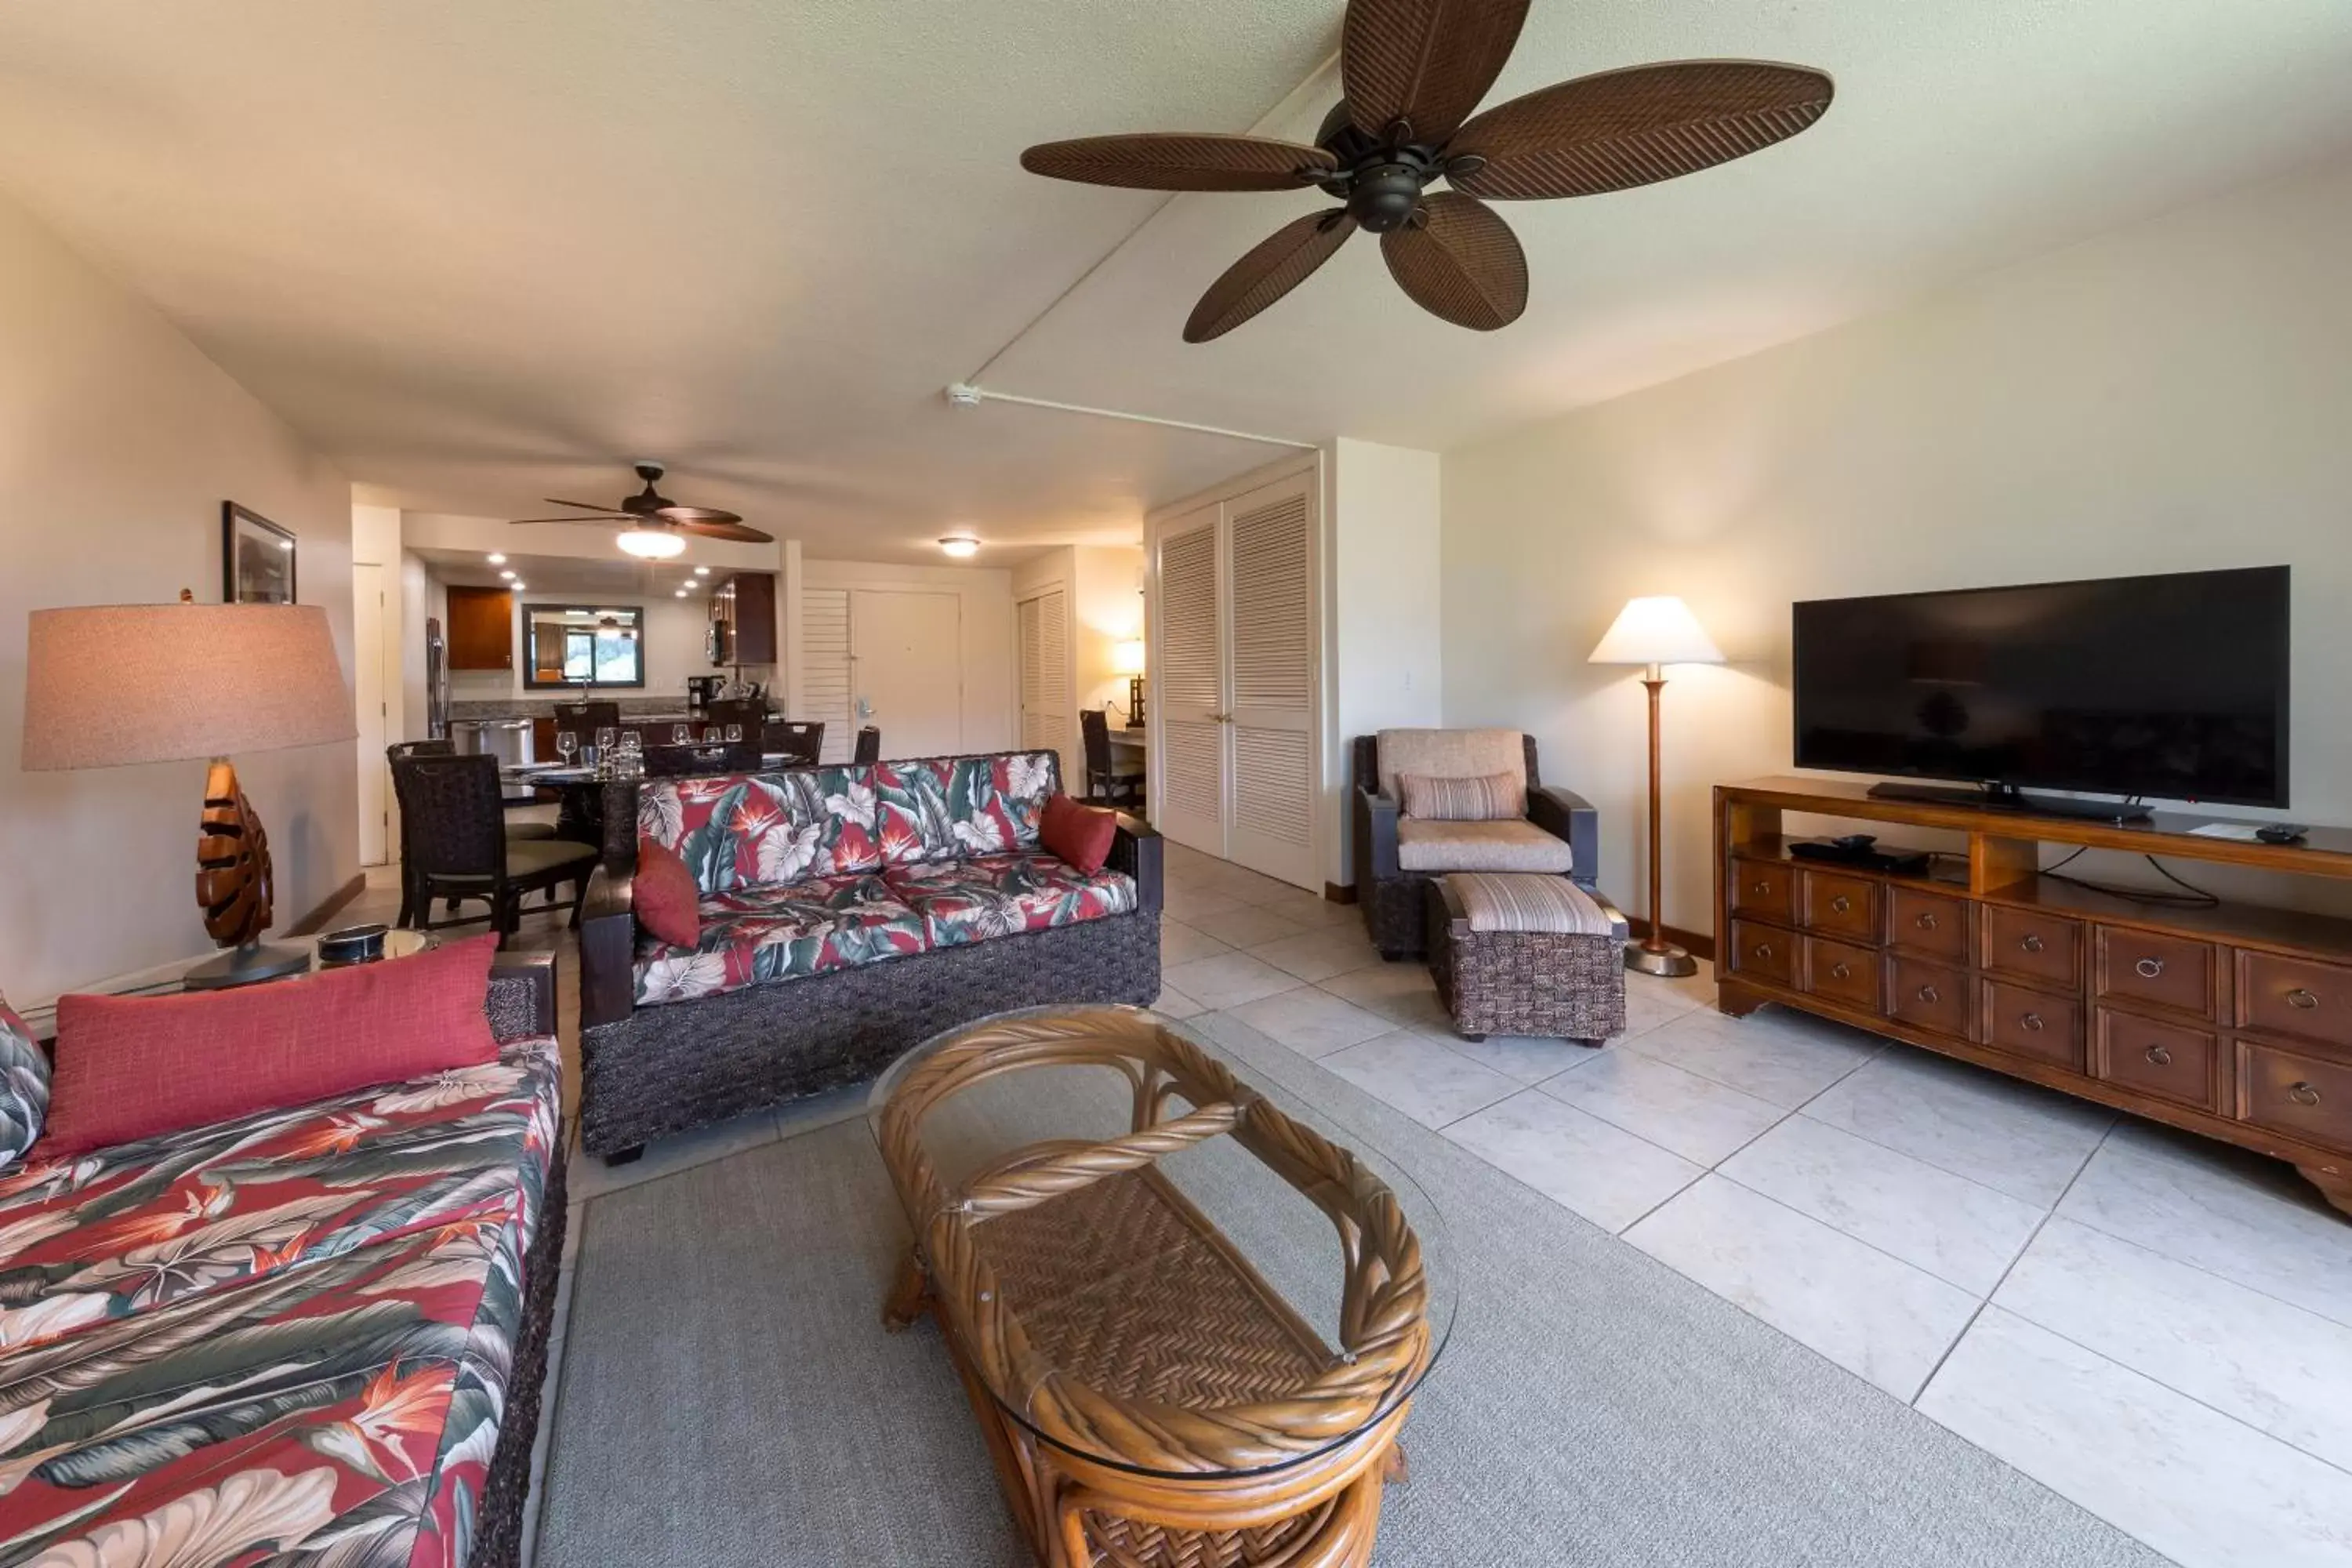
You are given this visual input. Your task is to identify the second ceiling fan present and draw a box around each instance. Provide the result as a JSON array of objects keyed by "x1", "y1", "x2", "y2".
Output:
[
  {"x1": 1021, "y1": 0, "x2": 1834, "y2": 342},
  {"x1": 510, "y1": 462, "x2": 773, "y2": 559}
]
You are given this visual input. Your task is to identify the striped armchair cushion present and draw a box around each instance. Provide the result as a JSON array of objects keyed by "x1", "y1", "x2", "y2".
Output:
[
  {"x1": 1453, "y1": 873, "x2": 1617, "y2": 936},
  {"x1": 1398, "y1": 770, "x2": 1523, "y2": 822}
]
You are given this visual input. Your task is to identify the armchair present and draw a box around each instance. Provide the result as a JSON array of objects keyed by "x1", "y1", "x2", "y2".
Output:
[{"x1": 1352, "y1": 730, "x2": 1597, "y2": 960}]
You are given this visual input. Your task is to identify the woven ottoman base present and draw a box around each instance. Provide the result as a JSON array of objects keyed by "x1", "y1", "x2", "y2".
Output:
[{"x1": 1429, "y1": 874, "x2": 1628, "y2": 1042}]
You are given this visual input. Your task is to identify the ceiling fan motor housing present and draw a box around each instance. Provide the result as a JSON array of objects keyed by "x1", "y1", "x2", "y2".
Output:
[{"x1": 1316, "y1": 100, "x2": 1441, "y2": 233}]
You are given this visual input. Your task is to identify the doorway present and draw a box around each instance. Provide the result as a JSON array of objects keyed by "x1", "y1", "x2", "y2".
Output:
[
  {"x1": 852, "y1": 588, "x2": 963, "y2": 760},
  {"x1": 354, "y1": 561, "x2": 390, "y2": 865}
]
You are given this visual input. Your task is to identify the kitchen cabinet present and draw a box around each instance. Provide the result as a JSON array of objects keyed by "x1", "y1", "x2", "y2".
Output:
[
  {"x1": 445, "y1": 586, "x2": 514, "y2": 671},
  {"x1": 708, "y1": 572, "x2": 776, "y2": 667}
]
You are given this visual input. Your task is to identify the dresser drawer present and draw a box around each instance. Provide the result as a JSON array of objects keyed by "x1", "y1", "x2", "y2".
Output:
[
  {"x1": 1980, "y1": 978, "x2": 2084, "y2": 1070},
  {"x1": 1888, "y1": 886, "x2": 1969, "y2": 964},
  {"x1": 1888, "y1": 955, "x2": 1970, "y2": 1040},
  {"x1": 1803, "y1": 935, "x2": 1881, "y2": 1012},
  {"x1": 2094, "y1": 1009, "x2": 2219, "y2": 1111},
  {"x1": 1730, "y1": 859, "x2": 1795, "y2": 924},
  {"x1": 2096, "y1": 927, "x2": 2216, "y2": 1019},
  {"x1": 1727, "y1": 920, "x2": 1795, "y2": 989},
  {"x1": 2237, "y1": 1040, "x2": 2352, "y2": 1150},
  {"x1": 1802, "y1": 870, "x2": 1882, "y2": 943},
  {"x1": 2238, "y1": 951, "x2": 2352, "y2": 1051},
  {"x1": 1982, "y1": 906, "x2": 2082, "y2": 989}
]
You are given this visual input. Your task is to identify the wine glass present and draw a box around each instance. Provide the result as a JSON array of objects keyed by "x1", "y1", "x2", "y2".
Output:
[
  {"x1": 672, "y1": 724, "x2": 691, "y2": 745},
  {"x1": 725, "y1": 724, "x2": 743, "y2": 743},
  {"x1": 555, "y1": 730, "x2": 578, "y2": 768},
  {"x1": 596, "y1": 727, "x2": 618, "y2": 754}
]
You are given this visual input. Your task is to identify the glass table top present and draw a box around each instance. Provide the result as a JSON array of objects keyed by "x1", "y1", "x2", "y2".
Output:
[{"x1": 868, "y1": 1004, "x2": 1454, "y2": 1480}]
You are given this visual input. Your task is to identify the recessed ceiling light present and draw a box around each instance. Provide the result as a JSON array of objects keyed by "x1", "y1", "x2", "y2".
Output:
[
  {"x1": 510, "y1": 582, "x2": 527, "y2": 592},
  {"x1": 694, "y1": 566, "x2": 711, "y2": 576},
  {"x1": 938, "y1": 533, "x2": 980, "y2": 559},
  {"x1": 487, "y1": 552, "x2": 506, "y2": 565},
  {"x1": 499, "y1": 569, "x2": 516, "y2": 580},
  {"x1": 675, "y1": 589, "x2": 689, "y2": 597}
]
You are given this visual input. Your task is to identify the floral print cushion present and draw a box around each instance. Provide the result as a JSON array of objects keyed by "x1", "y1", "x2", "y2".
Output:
[
  {"x1": 0, "y1": 991, "x2": 48, "y2": 1170},
  {"x1": 0, "y1": 1036, "x2": 559, "y2": 1567},
  {"x1": 870, "y1": 753, "x2": 1058, "y2": 866},
  {"x1": 637, "y1": 768, "x2": 883, "y2": 895},
  {"x1": 632, "y1": 873, "x2": 927, "y2": 1006},
  {"x1": 884, "y1": 852, "x2": 1138, "y2": 949}
]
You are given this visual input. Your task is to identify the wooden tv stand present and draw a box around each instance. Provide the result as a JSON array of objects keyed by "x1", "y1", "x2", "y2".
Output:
[{"x1": 1713, "y1": 778, "x2": 2352, "y2": 1219}]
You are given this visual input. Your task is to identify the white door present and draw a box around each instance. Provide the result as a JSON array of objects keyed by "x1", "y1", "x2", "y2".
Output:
[
  {"x1": 354, "y1": 562, "x2": 389, "y2": 865},
  {"x1": 1223, "y1": 474, "x2": 1317, "y2": 887},
  {"x1": 852, "y1": 589, "x2": 963, "y2": 759},
  {"x1": 1152, "y1": 503, "x2": 1227, "y2": 856},
  {"x1": 800, "y1": 587, "x2": 854, "y2": 762},
  {"x1": 1018, "y1": 586, "x2": 1071, "y2": 780}
]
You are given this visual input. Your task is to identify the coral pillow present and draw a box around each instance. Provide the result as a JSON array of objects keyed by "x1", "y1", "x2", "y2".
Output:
[
  {"x1": 44, "y1": 933, "x2": 503, "y2": 1159},
  {"x1": 1040, "y1": 792, "x2": 1118, "y2": 875},
  {"x1": 635, "y1": 837, "x2": 702, "y2": 949}
]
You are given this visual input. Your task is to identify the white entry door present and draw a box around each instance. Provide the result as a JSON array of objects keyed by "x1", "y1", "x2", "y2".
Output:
[
  {"x1": 1152, "y1": 503, "x2": 1226, "y2": 855},
  {"x1": 354, "y1": 561, "x2": 389, "y2": 865},
  {"x1": 851, "y1": 589, "x2": 963, "y2": 760}
]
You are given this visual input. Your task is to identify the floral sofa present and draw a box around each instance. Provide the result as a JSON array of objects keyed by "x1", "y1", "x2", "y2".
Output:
[
  {"x1": 0, "y1": 955, "x2": 563, "y2": 1568},
  {"x1": 578, "y1": 749, "x2": 1162, "y2": 1160}
]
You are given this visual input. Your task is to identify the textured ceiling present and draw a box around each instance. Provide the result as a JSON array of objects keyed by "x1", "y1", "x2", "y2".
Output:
[{"x1": 1, "y1": 0, "x2": 2348, "y2": 561}]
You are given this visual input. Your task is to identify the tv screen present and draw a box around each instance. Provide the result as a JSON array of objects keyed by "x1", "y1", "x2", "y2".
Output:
[{"x1": 1792, "y1": 567, "x2": 2290, "y2": 808}]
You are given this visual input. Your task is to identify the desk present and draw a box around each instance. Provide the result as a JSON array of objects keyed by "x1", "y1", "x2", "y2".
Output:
[{"x1": 1107, "y1": 726, "x2": 1146, "y2": 764}]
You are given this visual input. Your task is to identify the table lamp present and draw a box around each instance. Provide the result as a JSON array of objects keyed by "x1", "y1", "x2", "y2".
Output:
[
  {"x1": 1589, "y1": 596, "x2": 1723, "y2": 978},
  {"x1": 1113, "y1": 638, "x2": 1146, "y2": 726},
  {"x1": 21, "y1": 597, "x2": 358, "y2": 989}
]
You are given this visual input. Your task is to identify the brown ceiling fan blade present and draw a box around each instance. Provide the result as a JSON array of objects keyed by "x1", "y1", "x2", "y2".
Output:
[
  {"x1": 652, "y1": 505, "x2": 744, "y2": 525},
  {"x1": 1185, "y1": 210, "x2": 1358, "y2": 343},
  {"x1": 543, "y1": 497, "x2": 624, "y2": 513},
  {"x1": 1380, "y1": 192, "x2": 1526, "y2": 330},
  {"x1": 1448, "y1": 60, "x2": 1833, "y2": 201},
  {"x1": 1021, "y1": 133, "x2": 1337, "y2": 191},
  {"x1": 679, "y1": 520, "x2": 775, "y2": 544},
  {"x1": 1343, "y1": 0, "x2": 1531, "y2": 144},
  {"x1": 509, "y1": 514, "x2": 628, "y2": 526}
]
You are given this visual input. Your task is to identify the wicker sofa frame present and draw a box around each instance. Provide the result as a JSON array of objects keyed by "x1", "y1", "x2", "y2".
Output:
[
  {"x1": 577, "y1": 761, "x2": 1163, "y2": 1160},
  {"x1": 1350, "y1": 733, "x2": 1599, "y2": 961}
]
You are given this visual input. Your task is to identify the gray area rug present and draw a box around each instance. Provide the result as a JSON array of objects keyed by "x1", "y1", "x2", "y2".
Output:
[{"x1": 537, "y1": 1013, "x2": 2165, "y2": 1567}]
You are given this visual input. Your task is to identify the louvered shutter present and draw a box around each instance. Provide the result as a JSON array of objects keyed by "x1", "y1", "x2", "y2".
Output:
[
  {"x1": 800, "y1": 587, "x2": 853, "y2": 763},
  {"x1": 1152, "y1": 506, "x2": 1226, "y2": 854},
  {"x1": 1018, "y1": 587, "x2": 1071, "y2": 776},
  {"x1": 1222, "y1": 475, "x2": 1317, "y2": 886}
]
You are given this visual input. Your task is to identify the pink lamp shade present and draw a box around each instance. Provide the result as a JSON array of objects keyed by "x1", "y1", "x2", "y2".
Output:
[{"x1": 21, "y1": 603, "x2": 355, "y2": 770}]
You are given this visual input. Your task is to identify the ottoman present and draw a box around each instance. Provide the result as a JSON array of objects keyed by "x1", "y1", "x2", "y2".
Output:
[{"x1": 1428, "y1": 873, "x2": 1629, "y2": 1043}]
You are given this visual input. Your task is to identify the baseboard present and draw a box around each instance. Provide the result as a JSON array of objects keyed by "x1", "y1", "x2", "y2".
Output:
[
  {"x1": 290, "y1": 872, "x2": 367, "y2": 936},
  {"x1": 1323, "y1": 881, "x2": 1359, "y2": 906},
  {"x1": 1624, "y1": 916, "x2": 1716, "y2": 963}
]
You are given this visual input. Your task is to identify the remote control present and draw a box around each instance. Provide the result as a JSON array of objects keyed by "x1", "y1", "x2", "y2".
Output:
[{"x1": 2256, "y1": 823, "x2": 2309, "y2": 844}]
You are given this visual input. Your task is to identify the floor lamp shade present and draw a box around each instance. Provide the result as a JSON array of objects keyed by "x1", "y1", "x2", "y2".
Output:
[
  {"x1": 1589, "y1": 597, "x2": 1720, "y2": 978},
  {"x1": 22, "y1": 602, "x2": 356, "y2": 986}
]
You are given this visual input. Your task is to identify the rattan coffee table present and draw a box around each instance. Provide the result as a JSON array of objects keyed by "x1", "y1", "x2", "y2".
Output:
[{"x1": 869, "y1": 1006, "x2": 1451, "y2": 1568}]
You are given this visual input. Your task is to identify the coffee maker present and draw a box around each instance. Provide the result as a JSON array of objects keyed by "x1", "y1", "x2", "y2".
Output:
[{"x1": 685, "y1": 675, "x2": 724, "y2": 715}]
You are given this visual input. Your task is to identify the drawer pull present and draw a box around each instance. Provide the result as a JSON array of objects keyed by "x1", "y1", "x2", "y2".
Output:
[
  {"x1": 2021, "y1": 1012, "x2": 2045, "y2": 1033},
  {"x1": 1751, "y1": 880, "x2": 1771, "y2": 896},
  {"x1": 1830, "y1": 895, "x2": 1853, "y2": 915},
  {"x1": 1915, "y1": 912, "x2": 1939, "y2": 931},
  {"x1": 2144, "y1": 1044, "x2": 2172, "y2": 1066},
  {"x1": 2135, "y1": 956, "x2": 2165, "y2": 979},
  {"x1": 1916, "y1": 984, "x2": 1940, "y2": 1004},
  {"x1": 2289, "y1": 1081, "x2": 2323, "y2": 1108},
  {"x1": 2288, "y1": 989, "x2": 2321, "y2": 1011},
  {"x1": 2020, "y1": 934, "x2": 2045, "y2": 954},
  {"x1": 1830, "y1": 962, "x2": 1852, "y2": 982},
  {"x1": 1752, "y1": 942, "x2": 1775, "y2": 961}
]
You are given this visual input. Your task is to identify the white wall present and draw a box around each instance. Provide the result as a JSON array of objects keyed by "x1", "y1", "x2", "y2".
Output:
[
  {"x1": 804, "y1": 557, "x2": 1017, "y2": 753},
  {"x1": 0, "y1": 190, "x2": 355, "y2": 1000},
  {"x1": 1327, "y1": 438, "x2": 1443, "y2": 887},
  {"x1": 1440, "y1": 152, "x2": 2352, "y2": 937},
  {"x1": 1011, "y1": 544, "x2": 1145, "y2": 789}
]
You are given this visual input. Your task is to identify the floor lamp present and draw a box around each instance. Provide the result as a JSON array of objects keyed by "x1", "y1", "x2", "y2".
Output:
[{"x1": 1590, "y1": 596, "x2": 1723, "y2": 978}]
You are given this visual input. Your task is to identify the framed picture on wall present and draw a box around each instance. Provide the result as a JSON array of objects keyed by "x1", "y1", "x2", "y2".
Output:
[{"x1": 222, "y1": 502, "x2": 296, "y2": 604}]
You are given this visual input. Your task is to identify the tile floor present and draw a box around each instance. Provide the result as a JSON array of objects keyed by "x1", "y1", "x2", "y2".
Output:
[{"x1": 430, "y1": 837, "x2": 2352, "y2": 1567}]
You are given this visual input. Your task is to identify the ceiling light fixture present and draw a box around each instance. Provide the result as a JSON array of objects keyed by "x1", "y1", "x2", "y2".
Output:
[
  {"x1": 487, "y1": 553, "x2": 506, "y2": 565},
  {"x1": 694, "y1": 565, "x2": 711, "y2": 576},
  {"x1": 499, "y1": 569, "x2": 516, "y2": 580},
  {"x1": 510, "y1": 582, "x2": 527, "y2": 592},
  {"x1": 938, "y1": 534, "x2": 981, "y2": 559},
  {"x1": 617, "y1": 525, "x2": 687, "y2": 560}
]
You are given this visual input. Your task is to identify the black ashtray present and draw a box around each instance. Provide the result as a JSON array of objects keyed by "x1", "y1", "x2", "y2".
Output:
[{"x1": 318, "y1": 924, "x2": 389, "y2": 964}]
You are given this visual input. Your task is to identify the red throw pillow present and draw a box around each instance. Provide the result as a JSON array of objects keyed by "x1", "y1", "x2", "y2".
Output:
[
  {"x1": 1040, "y1": 792, "x2": 1118, "y2": 875},
  {"x1": 635, "y1": 837, "x2": 702, "y2": 949},
  {"x1": 45, "y1": 934, "x2": 504, "y2": 1159}
]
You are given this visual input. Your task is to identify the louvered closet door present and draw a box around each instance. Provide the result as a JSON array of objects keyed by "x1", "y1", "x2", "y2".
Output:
[
  {"x1": 1017, "y1": 587, "x2": 1071, "y2": 782},
  {"x1": 1153, "y1": 503, "x2": 1228, "y2": 856},
  {"x1": 1221, "y1": 473, "x2": 1317, "y2": 887},
  {"x1": 800, "y1": 587, "x2": 853, "y2": 763}
]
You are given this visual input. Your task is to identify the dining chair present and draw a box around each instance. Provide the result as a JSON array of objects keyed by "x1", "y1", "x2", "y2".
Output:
[
  {"x1": 552, "y1": 699, "x2": 621, "y2": 735},
  {"x1": 1079, "y1": 709, "x2": 1144, "y2": 808},
  {"x1": 393, "y1": 753, "x2": 598, "y2": 944},
  {"x1": 387, "y1": 740, "x2": 555, "y2": 925},
  {"x1": 763, "y1": 719, "x2": 824, "y2": 766},
  {"x1": 853, "y1": 725, "x2": 881, "y2": 764}
]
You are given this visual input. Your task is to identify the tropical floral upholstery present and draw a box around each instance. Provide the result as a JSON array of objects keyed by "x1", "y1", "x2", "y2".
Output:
[
  {"x1": 0, "y1": 1036, "x2": 560, "y2": 1567},
  {"x1": 884, "y1": 854, "x2": 1138, "y2": 949},
  {"x1": 0, "y1": 991, "x2": 47, "y2": 1169},
  {"x1": 637, "y1": 767, "x2": 884, "y2": 895},
  {"x1": 633, "y1": 873, "x2": 927, "y2": 1007},
  {"x1": 870, "y1": 753, "x2": 1058, "y2": 866}
]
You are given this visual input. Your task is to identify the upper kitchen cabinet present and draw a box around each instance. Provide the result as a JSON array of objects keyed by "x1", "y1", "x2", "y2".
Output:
[
  {"x1": 708, "y1": 572, "x2": 776, "y2": 667},
  {"x1": 445, "y1": 585, "x2": 514, "y2": 670}
]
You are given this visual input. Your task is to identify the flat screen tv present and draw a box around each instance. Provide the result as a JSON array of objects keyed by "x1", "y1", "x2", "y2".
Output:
[{"x1": 1791, "y1": 566, "x2": 2289, "y2": 812}]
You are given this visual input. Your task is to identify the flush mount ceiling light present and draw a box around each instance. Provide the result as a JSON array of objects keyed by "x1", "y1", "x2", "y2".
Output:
[
  {"x1": 487, "y1": 553, "x2": 506, "y2": 565},
  {"x1": 938, "y1": 534, "x2": 981, "y2": 559},
  {"x1": 617, "y1": 525, "x2": 688, "y2": 560}
]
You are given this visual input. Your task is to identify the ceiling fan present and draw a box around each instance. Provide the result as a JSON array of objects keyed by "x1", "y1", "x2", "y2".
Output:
[
  {"x1": 1019, "y1": 0, "x2": 1833, "y2": 341},
  {"x1": 510, "y1": 462, "x2": 773, "y2": 558}
]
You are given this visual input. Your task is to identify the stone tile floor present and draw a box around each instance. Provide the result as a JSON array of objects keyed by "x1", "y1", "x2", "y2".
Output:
[{"x1": 374, "y1": 834, "x2": 2352, "y2": 1566}]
